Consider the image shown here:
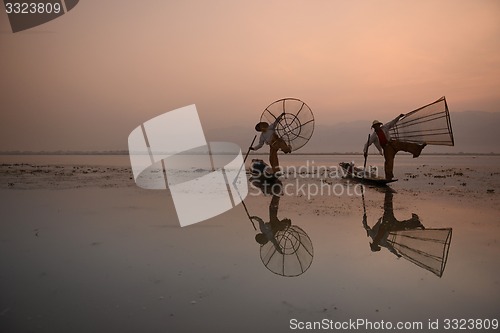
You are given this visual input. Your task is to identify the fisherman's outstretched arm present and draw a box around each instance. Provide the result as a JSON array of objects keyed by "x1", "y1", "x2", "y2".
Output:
[
  {"x1": 271, "y1": 112, "x2": 286, "y2": 128},
  {"x1": 251, "y1": 216, "x2": 265, "y2": 228},
  {"x1": 362, "y1": 214, "x2": 371, "y2": 231},
  {"x1": 363, "y1": 133, "x2": 382, "y2": 155},
  {"x1": 251, "y1": 135, "x2": 265, "y2": 150},
  {"x1": 388, "y1": 245, "x2": 402, "y2": 258},
  {"x1": 385, "y1": 113, "x2": 405, "y2": 129},
  {"x1": 363, "y1": 133, "x2": 374, "y2": 154},
  {"x1": 363, "y1": 218, "x2": 372, "y2": 237}
]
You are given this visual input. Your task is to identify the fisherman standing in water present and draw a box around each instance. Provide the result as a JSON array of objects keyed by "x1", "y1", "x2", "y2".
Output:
[
  {"x1": 364, "y1": 114, "x2": 426, "y2": 180},
  {"x1": 250, "y1": 113, "x2": 292, "y2": 174}
]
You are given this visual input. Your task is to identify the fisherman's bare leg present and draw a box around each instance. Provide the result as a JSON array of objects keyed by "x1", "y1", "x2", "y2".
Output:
[
  {"x1": 390, "y1": 140, "x2": 426, "y2": 158},
  {"x1": 272, "y1": 135, "x2": 292, "y2": 154},
  {"x1": 269, "y1": 194, "x2": 280, "y2": 222},
  {"x1": 269, "y1": 145, "x2": 280, "y2": 173},
  {"x1": 269, "y1": 135, "x2": 291, "y2": 173},
  {"x1": 383, "y1": 141, "x2": 426, "y2": 179},
  {"x1": 383, "y1": 144, "x2": 397, "y2": 180}
]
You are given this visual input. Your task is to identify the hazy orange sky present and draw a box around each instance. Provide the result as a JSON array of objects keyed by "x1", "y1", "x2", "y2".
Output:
[{"x1": 1, "y1": 0, "x2": 499, "y2": 151}]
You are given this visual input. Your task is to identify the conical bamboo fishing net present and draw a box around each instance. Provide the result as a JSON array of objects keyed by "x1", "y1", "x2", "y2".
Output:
[
  {"x1": 387, "y1": 228, "x2": 452, "y2": 277},
  {"x1": 390, "y1": 96, "x2": 454, "y2": 146}
]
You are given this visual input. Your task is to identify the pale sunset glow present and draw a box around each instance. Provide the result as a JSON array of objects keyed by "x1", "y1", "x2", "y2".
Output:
[{"x1": 1, "y1": 0, "x2": 499, "y2": 151}]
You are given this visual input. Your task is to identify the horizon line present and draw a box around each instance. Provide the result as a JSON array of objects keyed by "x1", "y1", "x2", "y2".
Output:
[{"x1": 0, "y1": 151, "x2": 499, "y2": 156}]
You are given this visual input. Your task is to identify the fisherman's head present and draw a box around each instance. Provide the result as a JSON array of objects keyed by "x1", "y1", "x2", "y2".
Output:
[
  {"x1": 371, "y1": 120, "x2": 383, "y2": 130},
  {"x1": 255, "y1": 122, "x2": 269, "y2": 132},
  {"x1": 255, "y1": 233, "x2": 269, "y2": 245}
]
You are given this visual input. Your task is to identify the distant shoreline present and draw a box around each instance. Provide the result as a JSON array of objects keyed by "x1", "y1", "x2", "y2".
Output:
[{"x1": 0, "y1": 151, "x2": 499, "y2": 156}]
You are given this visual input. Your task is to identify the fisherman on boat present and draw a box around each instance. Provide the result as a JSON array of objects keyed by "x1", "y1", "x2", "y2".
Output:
[
  {"x1": 249, "y1": 113, "x2": 292, "y2": 174},
  {"x1": 364, "y1": 115, "x2": 426, "y2": 180}
]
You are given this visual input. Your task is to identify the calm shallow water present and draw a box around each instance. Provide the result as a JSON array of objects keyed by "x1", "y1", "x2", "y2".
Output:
[
  {"x1": 0, "y1": 155, "x2": 499, "y2": 332},
  {"x1": 1, "y1": 153, "x2": 499, "y2": 170}
]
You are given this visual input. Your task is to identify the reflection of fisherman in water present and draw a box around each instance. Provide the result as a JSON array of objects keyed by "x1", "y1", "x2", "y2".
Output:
[
  {"x1": 250, "y1": 176, "x2": 291, "y2": 254},
  {"x1": 363, "y1": 190, "x2": 424, "y2": 257},
  {"x1": 247, "y1": 159, "x2": 314, "y2": 277}
]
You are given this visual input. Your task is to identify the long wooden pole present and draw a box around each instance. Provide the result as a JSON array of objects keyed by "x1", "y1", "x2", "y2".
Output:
[{"x1": 363, "y1": 134, "x2": 370, "y2": 178}]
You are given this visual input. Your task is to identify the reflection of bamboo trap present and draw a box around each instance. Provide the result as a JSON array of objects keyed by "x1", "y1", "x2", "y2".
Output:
[
  {"x1": 390, "y1": 96, "x2": 454, "y2": 146},
  {"x1": 260, "y1": 226, "x2": 314, "y2": 277},
  {"x1": 387, "y1": 228, "x2": 452, "y2": 277}
]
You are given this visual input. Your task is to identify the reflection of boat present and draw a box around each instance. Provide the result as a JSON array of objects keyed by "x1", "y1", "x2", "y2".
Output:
[
  {"x1": 340, "y1": 162, "x2": 397, "y2": 186},
  {"x1": 249, "y1": 159, "x2": 280, "y2": 189},
  {"x1": 259, "y1": 225, "x2": 314, "y2": 277},
  {"x1": 387, "y1": 228, "x2": 452, "y2": 278}
]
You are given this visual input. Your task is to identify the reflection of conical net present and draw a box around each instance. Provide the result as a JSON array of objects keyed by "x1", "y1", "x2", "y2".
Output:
[
  {"x1": 260, "y1": 226, "x2": 314, "y2": 277},
  {"x1": 260, "y1": 98, "x2": 314, "y2": 151},
  {"x1": 387, "y1": 228, "x2": 452, "y2": 277},
  {"x1": 390, "y1": 96, "x2": 454, "y2": 146}
]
